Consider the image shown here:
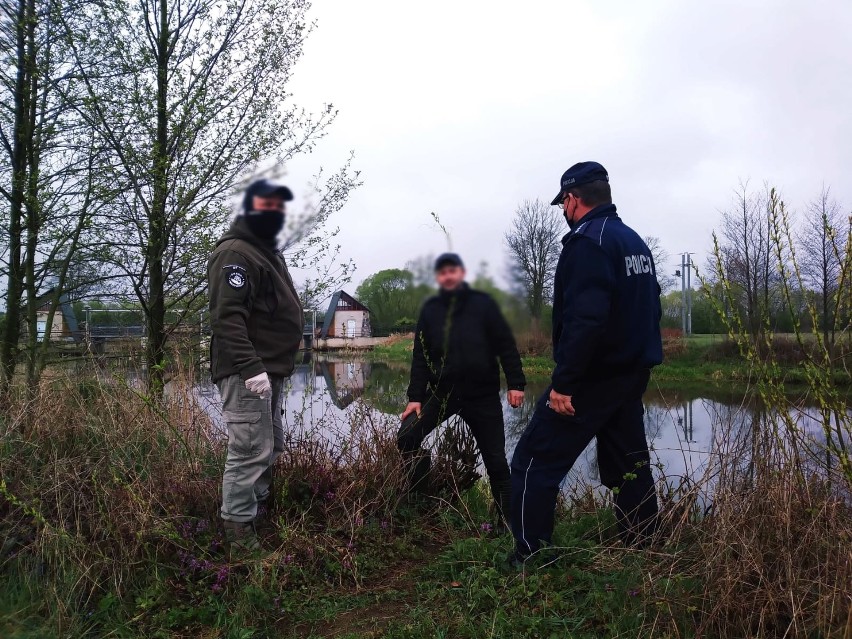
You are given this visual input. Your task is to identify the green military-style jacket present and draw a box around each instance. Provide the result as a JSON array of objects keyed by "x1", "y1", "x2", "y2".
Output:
[{"x1": 208, "y1": 216, "x2": 304, "y2": 382}]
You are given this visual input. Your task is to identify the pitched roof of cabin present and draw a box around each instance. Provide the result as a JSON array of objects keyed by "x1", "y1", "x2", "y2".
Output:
[{"x1": 319, "y1": 291, "x2": 371, "y2": 338}]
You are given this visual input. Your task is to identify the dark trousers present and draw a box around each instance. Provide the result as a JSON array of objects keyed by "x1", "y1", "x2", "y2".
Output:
[
  {"x1": 510, "y1": 372, "x2": 658, "y2": 555},
  {"x1": 397, "y1": 392, "x2": 511, "y2": 512}
]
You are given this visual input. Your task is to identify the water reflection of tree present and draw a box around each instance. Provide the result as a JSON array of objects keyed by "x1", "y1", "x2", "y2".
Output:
[
  {"x1": 503, "y1": 394, "x2": 536, "y2": 439},
  {"x1": 359, "y1": 362, "x2": 410, "y2": 414}
]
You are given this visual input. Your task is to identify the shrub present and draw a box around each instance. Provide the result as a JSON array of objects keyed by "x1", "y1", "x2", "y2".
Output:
[
  {"x1": 0, "y1": 364, "x2": 478, "y2": 636},
  {"x1": 661, "y1": 327, "x2": 686, "y2": 358},
  {"x1": 514, "y1": 330, "x2": 551, "y2": 357}
]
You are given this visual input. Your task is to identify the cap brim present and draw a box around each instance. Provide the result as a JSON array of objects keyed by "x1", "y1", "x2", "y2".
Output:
[
  {"x1": 550, "y1": 191, "x2": 564, "y2": 206},
  {"x1": 256, "y1": 184, "x2": 294, "y2": 202}
]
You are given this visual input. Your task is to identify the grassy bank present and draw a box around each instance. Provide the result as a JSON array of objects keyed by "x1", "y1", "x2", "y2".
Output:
[
  {"x1": 1, "y1": 365, "x2": 850, "y2": 638},
  {"x1": 0, "y1": 371, "x2": 680, "y2": 638},
  {"x1": 370, "y1": 334, "x2": 852, "y2": 387}
]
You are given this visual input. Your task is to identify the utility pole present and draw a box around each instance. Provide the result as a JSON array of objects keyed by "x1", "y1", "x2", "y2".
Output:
[
  {"x1": 678, "y1": 252, "x2": 694, "y2": 336},
  {"x1": 680, "y1": 254, "x2": 687, "y2": 335},
  {"x1": 686, "y1": 253, "x2": 693, "y2": 335}
]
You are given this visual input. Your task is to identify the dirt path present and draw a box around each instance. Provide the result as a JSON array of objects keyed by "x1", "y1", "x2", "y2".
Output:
[{"x1": 292, "y1": 542, "x2": 444, "y2": 639}]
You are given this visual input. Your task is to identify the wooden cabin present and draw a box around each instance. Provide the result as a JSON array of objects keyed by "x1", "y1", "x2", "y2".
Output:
[
  {"x1": 319, "y1": 291, "x2": 372, "y2": 339},
  {"x1": 33, "y1": 290, "x2": 82, "y2": 343}
]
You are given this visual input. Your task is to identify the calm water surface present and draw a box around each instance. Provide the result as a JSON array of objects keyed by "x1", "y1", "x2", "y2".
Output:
[{"x1": 194, "y1": 354, "x2": 848, "y2": 494}]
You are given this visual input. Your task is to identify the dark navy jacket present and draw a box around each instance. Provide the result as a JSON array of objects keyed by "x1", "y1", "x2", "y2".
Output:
[{"x1": 552, "y1": 203, "x2": 662, "y2": 396}]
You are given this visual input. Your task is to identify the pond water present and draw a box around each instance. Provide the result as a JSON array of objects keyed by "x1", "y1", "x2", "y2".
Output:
[{"x1": 194, "y1": 354, "x2": 849, "y2": 496}]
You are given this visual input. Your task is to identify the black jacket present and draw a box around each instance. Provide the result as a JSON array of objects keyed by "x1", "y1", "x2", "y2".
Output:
[
  {"x1": 208, "y1": 217, "x2": 304, "y2": 382},
  {"x1": 407, "y1": 284, "x2": 525, "y2": 402},
  {"x1": 552, "y1": 204, "x2": 662, "y2": 396}
]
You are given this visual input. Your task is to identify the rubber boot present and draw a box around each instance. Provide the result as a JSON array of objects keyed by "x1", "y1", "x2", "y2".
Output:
[
  {"x1": 223, "y1": 519, "x2": 261, "y2": 559},
  {"x1": 490, "y1": 478, "x2": 512, "y2": 535}
]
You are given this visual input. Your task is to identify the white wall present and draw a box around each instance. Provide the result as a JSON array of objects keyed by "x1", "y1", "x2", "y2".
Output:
[{"x1": 329, "y1": 310, "x2": 369, "y2": 337}]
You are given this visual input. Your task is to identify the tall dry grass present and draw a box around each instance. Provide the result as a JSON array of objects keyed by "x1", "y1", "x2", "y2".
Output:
[
  {"x1": 0, "y1": 363, "x2": 481, "y2": 634},
  {"x1": 657, "y1": 186, "x2": 852, "y2": 638},
  {"x1": 649, "y1": 405, "x2": 852, "y2": 637}
]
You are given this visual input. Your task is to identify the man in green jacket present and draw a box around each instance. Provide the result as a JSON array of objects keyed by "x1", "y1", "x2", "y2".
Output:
[{"x1": 208, "y1": 178, "x2": 304, "y2": 554}]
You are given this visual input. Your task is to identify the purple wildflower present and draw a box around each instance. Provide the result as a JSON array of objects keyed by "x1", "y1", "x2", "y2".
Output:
[{"x1": 211, "y1": 565, "x2": 229, "y2": 593}]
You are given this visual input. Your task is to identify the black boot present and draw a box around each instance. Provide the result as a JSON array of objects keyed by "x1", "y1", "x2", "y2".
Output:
[{"x1": 490, "y1": 478, "x2": 512, "y2": 535}]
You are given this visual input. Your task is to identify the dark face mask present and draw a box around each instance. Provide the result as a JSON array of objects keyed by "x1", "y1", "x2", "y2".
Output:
[
  {"x1": 244, "y1": 210, "x2": 285, "y2": 243},
  {"x1": 564, "y1": 198, "x2": 580, "y2": 230}
]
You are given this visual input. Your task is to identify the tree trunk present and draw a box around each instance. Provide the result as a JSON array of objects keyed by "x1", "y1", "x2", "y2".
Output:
[
  {"x1": 0, "y1": 0, "x2": 34, "y2": 400},
  {"x1": 23, "y1": 61, "x2": 42, "y2": 397},
  {"x1": 145, "y1": 0, "x2": 171, "y2": 395},
  {"x1": 530, "y1": 281, "x2": 544, "y2": 334}
]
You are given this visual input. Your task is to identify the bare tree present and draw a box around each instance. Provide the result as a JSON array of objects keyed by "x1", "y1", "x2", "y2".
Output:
[
  {"x1": 282, "y1": 160, "x2": 361, "y2": 312},
  {"x1": 710, "y1": 182, "x2": 778, "y2": 337},
  {"x1": 644, "y1": 236, "x2": 676, "y2": 293},
  {"x1": 798, "y1": 186, "x2": 847, "y2": 346},
  {"x1": 504, "y1": 199, "x2": 563, "y2": 329},
  {"x1": 405, "y1": 254, "x2": 437, "y2": 287},
  {"x1": 62, "y1": 0, "x2": 357, "y2": 392}
]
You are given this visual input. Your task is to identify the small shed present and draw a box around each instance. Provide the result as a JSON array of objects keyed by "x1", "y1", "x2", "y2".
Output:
[
  {"x1": 34, "y1": 290, "x2": 82, "y2": 343},
  {"x1": 320, "y1": 291, "x2": 372, "y2": 339}
]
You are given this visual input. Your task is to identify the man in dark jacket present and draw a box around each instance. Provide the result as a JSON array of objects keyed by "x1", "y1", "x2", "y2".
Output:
[
  {"x1": 399, "y1": 253, "x2": 525, "y2": 527},
  {"x1": 510, "y1": 162, "x2": 663, "y2": 565},
  {"x1": 208, "y1": 178, "x2": 304, "y2": 554}
]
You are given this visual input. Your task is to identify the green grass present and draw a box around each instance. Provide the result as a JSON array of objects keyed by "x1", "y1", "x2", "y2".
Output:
[
  {"x1": 0, "y1": 482, "x2": 693, "y2": 639},
  {"x1": 371, "y1": 334, "x2": 852, "y2": 387},
  {"x1": 368, "y1": 337, "x2": 416, "y2": 363},
  {"x1": 371, "y1": 512, "x2": 692, "y2": 639}
]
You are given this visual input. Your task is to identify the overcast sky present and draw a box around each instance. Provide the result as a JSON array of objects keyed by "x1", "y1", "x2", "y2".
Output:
[{"x1": 283, "y1": 0, "x2": 852, "y2": 295}]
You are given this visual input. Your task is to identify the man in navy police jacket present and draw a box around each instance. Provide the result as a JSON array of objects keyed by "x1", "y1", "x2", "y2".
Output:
[{"x1": 510, "y1": 161, "x2": 663, "y2": 564}]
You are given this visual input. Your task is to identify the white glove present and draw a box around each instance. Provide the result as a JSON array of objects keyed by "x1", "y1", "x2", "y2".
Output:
[{"x1": 245, "y1": 372, "x2": 272, "y2": 399}]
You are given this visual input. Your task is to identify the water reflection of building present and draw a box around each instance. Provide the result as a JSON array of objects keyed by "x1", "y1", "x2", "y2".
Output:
[{"x1": 318, "y1": 359, "x2": 371, "y2": 409}]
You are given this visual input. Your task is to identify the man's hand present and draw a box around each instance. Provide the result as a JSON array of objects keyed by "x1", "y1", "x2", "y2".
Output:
[
  {"x1": 401, "y1": 402, "x2": 422, "y2": 421},
  {"x1": 245, "y1": 372, "x2": 272, "y2": 399},
  {"x1": 548, "y1": 389, "x2": 575, "y2": 416},
  {"x1": 507, "y1": 390, "x2": 524, "y2": 408}
]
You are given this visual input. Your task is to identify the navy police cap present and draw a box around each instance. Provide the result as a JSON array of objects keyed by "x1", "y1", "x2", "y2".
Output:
[{"x1": 550, "y1": 161, "x2": 609, "y2": 206}]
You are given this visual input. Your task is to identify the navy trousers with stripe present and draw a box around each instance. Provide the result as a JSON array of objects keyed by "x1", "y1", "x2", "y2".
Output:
[{"x1": 510, "y1": 371, "x2": 658, "y2": 555}]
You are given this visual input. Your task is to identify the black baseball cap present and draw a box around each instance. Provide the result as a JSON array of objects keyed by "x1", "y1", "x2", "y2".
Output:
[
  {"x1": 549, "y1": 161, "x2": 609, "y2": 206},
  {"x1": 434, "y1": 253, "x2": 464, "y2": 271},
  {"x1": 243, "y1": 178, "x2": 294, "y2": 210}
]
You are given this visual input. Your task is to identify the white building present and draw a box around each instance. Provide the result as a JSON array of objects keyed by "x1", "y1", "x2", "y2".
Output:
[{"x1": 319, "y1": 291, "x2": 372, "y2": 339}]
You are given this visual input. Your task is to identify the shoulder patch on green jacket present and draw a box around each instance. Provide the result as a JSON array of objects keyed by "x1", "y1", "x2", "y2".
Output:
[{"x1": 224, "y1": 265, "x2": 247, "y2": 289}]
